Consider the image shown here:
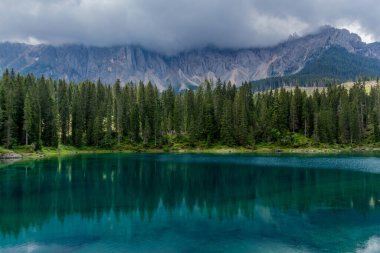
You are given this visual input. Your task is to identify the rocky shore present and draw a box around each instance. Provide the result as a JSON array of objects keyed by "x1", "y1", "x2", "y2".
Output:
[{"x1": 0, "y1": 153, "x2": 22, "y2": 159}]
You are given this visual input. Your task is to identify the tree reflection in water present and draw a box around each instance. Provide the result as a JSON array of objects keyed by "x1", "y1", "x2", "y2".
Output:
[{"x1": 0, "y1": 153, "x2": 379, "y2": 237}]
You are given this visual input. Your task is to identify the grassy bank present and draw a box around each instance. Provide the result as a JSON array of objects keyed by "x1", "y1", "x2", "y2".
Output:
[{"x1": 2, "y1": 141, "x2": 380, "y2": 160}]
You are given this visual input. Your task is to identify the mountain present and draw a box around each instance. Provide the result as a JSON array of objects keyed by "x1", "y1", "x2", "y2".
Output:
[
  {"x1": 1, "y1": 26, "x2": 380, "y2": 90},
  {"x1": 252, "y1": 46, "x2": 380, "y2": 91}
]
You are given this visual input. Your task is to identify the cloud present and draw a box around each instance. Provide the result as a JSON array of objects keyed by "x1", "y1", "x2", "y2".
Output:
[{"x1": 0, "y1": 0, "x2": 378, "y2": 54}]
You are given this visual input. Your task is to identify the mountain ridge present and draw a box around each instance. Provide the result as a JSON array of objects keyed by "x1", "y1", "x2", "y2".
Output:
[{"x1": 0, "y1": 26, "x2": 379, "y2": 90}]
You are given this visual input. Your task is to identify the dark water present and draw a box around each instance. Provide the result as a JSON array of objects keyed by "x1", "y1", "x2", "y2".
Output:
[{"x1": 1, "y1": 154, "x2": 380, "y2": 252}]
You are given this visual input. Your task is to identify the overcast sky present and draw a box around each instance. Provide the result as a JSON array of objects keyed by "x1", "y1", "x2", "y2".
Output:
[{"x1": 1, "y1": 0, "x2": 378, "y2": 54}]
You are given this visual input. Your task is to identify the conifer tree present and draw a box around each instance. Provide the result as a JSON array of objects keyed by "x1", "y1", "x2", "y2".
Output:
[
  {"x1": 71, "y1": 87, "x2": 84, "y2": 147},
  {"x1": 153, "y1": 86, "x2": 162, "y2": 146},
  {"x1": 173, "y1": 95, "x2": 183, "y2": 134},
  {"x1": 338, "y1": 90, "x2": 350, "y2": 143},
  {"x1": 221, "y1": 99, "x2": 235, "y2": 146},
  {"x1": 113, "y1": 79, "x2": 123, "y2": 144},
  {"x1": 138, "y1": 82, "x2": 146, "y2": 139},
  {"x1": 234, "y1": 88, "x2": 249, "y2": 146},
  {"x1": 214, "y1": 78, "x2": 224, "y2": 137},
  {"x1": 23, "y1": 91, "x2": 33, "y2": 146},
  {"x1": 58, "y1": 80, "x2": 70, "y2": 145},
  {"x1": 83, "y1": 82, "x2": 98, "y2": 146},
  {"x1": 23, "y1": 87, "x2": 42, "y2": 149},
  {"x1": 203, "y1": 81, "x2": 216, "y2": 144},
  {"x1": 1, "y1": 69, "x2": 16, "y2": 147},
  {"x1": 14, "y1": 73, "x2": 26, "y2": 144},
  {"x1": 38, "y1": 78, "x2": 58, "y2": 147},
  {"x1": 372, "y1": 109, "x2": 380, "y2": 142}
]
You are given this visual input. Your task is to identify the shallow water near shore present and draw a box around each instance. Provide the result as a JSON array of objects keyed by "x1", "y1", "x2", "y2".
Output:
[{"x1": 1, "y1": 153, "x2": 380, "y2": 252}]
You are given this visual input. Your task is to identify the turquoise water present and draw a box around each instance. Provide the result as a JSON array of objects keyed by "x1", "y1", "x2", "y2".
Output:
[{"x1": 1, "y1": 154, "x2": 380, "y2": 252}]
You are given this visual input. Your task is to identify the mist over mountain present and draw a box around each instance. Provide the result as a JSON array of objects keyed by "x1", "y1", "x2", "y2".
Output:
[{"x1": 1, "y1": 26, "x2": 380, "y2": 90}]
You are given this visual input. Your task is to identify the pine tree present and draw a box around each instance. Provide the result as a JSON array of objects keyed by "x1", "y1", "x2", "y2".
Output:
[
  {"x1": 349, "y1": 101, "x2": 361, "y2": 144},
  {"x1": 194, "y1": 85, "x2": 204, "y2": 142},
  {"x1": 38, "y1": 78, "x2": 58, "y2": 147},
  {"x1": 372, "y1": 109, "x2": 380, "y2": 142},
  {"x1": 103, "y1": 88, "x2": 114, "y2": 147},
  {"x1": 184, "y1": 90, "x2": 197, "y2": 146},
  {"x1": 184, "y1": 89, "x2": 195, "y2": 137},
  {"x1": 1, "y1": 70, "x2": 16, "y2": 147},
  {"x1": 138, "y1": 82, "x2": 146, "y2": 139},
  {"x1": 23, "y1": 91, "x2": 33, "y2": 146},
  {"x1": 83, "y1": 82, "x2": 98, "y2": 146},
  {"x1": 290, "y1": 93, "x2": 297, "y2": 133},
  {"x1": 214, "y1": 78, "x2": 224, "y2": 138},
  {"x1": 142, "y1": 82, "x2": 156, "y2": 145},
  {"x1": 121, "y1": 85, "x2": 131, "y2": 137},
  {"x1": 162, "y1": 85, "x2": 175, "y2": 133},
  {"x1": 71, "y1": 87, "x2": 84, "y2": 147},
  {"x1": 58, "y1": 80, "x2": 70, "y2": 145},
  {"x1": 113, "y1": 79, "x2": 123, "y2": 144},
  {"x1": 254, "y1": 93, "x2": 272, "y2": 142},
  {"x1": 338, "y1": 91, "x2": 350, "y2": 144},
  {"x1": 23, "y1": 87, "x2": 41, "y2": 150},
  {"x1": 130, "y1": 102, "x2": 140, "y2": 142},
  {"x1": 220, "y1": 99, "x2": 235, "y2": 146},
  {"x1": 153, "y1": 86, "x2": 162, "y2": 146},
  {"x1": 234, "y1": 88, "x2": 249, "y2": 146},
  {"x1": 301, "y1": 94, "x2": 313, "y2": 138},
  {"x1": 289, "y1": 87, "x2": 303, "y2": 133},
  {"x1": 14, "y1": 74, "x2": 27, "y2": 144},
  {"x1": 173, "y1": 94, "x2": 183, "y2": 134},
  {"x1": 203, "y1": 81, "x2": 216, "y2": 145},
  {"x1": 272, "y1": 88, "x2": 290, "y2": 133},
  {"x1": 94, "y1": 80, "x2": 107, "y2": 146},
  {"x1": 23, "y1": 86, "x2": 42, "y2": 149}
]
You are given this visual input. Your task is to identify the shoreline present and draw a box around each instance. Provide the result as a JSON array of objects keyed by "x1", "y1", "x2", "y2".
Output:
[{"x1": 2, "y1": 144, "x2": 380, "y2": 160}]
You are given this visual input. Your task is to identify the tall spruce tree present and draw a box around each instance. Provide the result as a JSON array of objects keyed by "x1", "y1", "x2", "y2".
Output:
[
  {"x1": 234, "y1": 87, "x2": 249, "y2": 146},
  {"x1": 113, "y1": 79, "x2": 124, "y2": 144},
  {"x1": 220, "y1": 99, "x2": 235, "y2": 146},
  {"x1": 23, "y1": 87, "x2": 42, "y2": 149},
  {"x1": 58, "y1": 80, "x2": 70, "y2": 145},
  {"x1": 71, "y1": 87, "x2": 84, "y2": 147},
  {"x1": 38, "y1": 78, "x2": 58, "y2": 147},
  {"x1": 1, "y1": 70, "x2": 16, "y2": 147}
]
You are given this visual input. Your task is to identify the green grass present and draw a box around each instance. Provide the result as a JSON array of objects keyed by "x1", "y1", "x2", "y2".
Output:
[
  {"x1": 4, "y1": 136, "x2": 380, "y2": 160},
  {"x1": 0, "y1": 146, "x2": 13, "y2": 154}
]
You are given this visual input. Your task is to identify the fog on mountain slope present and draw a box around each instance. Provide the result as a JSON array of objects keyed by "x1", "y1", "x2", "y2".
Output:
[{"x1": 1, "y1": 26, "x2": 380, "y2": 90}]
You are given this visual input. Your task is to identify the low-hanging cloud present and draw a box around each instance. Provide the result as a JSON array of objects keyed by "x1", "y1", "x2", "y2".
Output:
[{"x1": 0, "y1": 0, "x2": 379, "y2": 54}]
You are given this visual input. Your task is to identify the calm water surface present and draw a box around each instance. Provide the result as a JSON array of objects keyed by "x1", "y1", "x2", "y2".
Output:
[{"x1": 1, "y1": 154, "x2": 380, "y2": 252}]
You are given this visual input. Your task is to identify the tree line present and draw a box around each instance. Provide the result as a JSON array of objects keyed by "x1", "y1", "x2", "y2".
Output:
[{"x1": 0, "y1": 69, "x2": 379, "y2": 149}]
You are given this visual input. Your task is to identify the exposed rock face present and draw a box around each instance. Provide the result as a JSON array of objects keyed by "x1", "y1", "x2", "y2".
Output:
[{"x1": 0, "y1": 26, "x2": 377, "y2": 90}]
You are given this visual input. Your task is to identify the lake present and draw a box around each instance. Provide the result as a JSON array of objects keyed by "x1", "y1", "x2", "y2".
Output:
[{"x1": 1, "y1": 153, "x2": 380, "y2": 252}]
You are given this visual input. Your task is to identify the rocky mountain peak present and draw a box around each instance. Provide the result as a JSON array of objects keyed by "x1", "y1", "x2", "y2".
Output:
[
  {"x1": 317, "y1": 26, "x2": 364, "y2": 51},
  {"x1": 0, "y1": 27, "x2": 377, "y2": 90}
]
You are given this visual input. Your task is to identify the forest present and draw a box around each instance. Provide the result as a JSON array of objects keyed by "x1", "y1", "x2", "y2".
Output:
[{"x1": 0, "y1": 69, "x2": 379, "y2": 150}]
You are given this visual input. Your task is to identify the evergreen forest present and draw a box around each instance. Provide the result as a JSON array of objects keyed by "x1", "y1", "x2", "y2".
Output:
[{"x1": 1, "y1": 69, "x2": 380, "y2": 150}]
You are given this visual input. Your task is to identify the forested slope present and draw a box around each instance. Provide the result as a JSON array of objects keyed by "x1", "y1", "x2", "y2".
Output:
[{"x1": 0, "y1": 70, "x2": 379, "y2": 151}]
